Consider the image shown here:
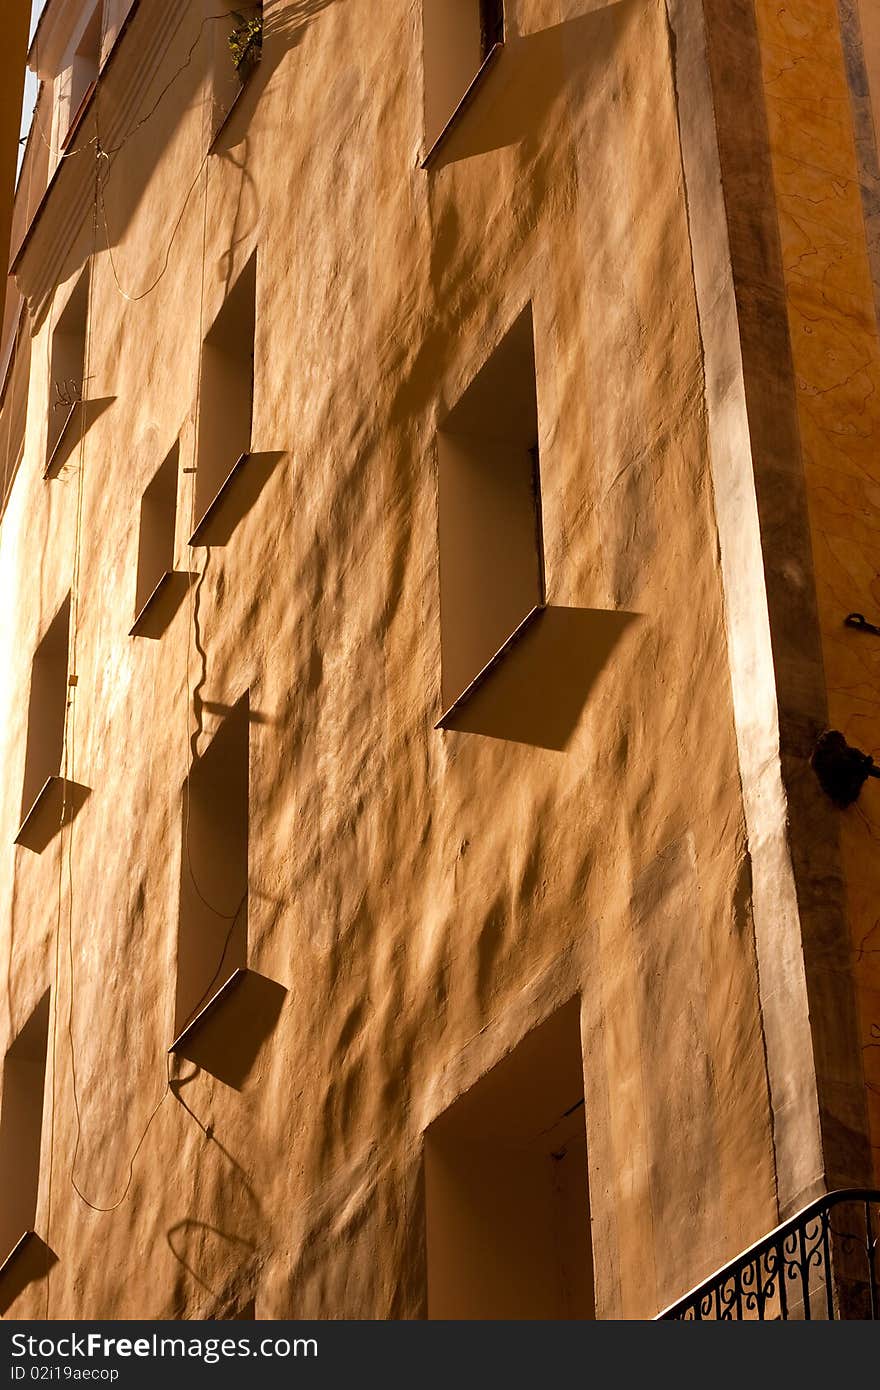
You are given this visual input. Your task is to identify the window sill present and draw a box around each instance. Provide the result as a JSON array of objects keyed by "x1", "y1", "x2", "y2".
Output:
[
  {"x1": 43, "y1": 402, "x2": 81, "y2": 480},
  {"x1": 0, "y1": 1230, "x2": 58, "y2": 1311},
  {"x1": 129, "y1": 571, "x2": 190, "y2": 639},
  {"x1": 15, "y1": 776, "x2": 90, "y2": 853},
  {"x1": 0, "y1": 1231, "x2": 37, "y2": 1280},
  {"x1": 210, "y1": 56, "x2": 262, "y2": 152},
  {"x1": 129, "y1": 571, "x2": 175, "y2": 637},
  {"x1": 13, "y1": 0, "x2": 143, "y2": 272},
  {"x1": 189, "y1": 452, "x2": 249, "y2": 546},
  {"x1": 436, "y1": 604, "x2": 544, "y2": 729},
  {"x1": 169, "y1": 968, "x2": 248, "y2": 1055},
  {"x1": 15, "y1": 776, "x2": 63, "y2": 848},
  {"x1": 421, "y1": 42, "x2": 503, "y2": 170}
]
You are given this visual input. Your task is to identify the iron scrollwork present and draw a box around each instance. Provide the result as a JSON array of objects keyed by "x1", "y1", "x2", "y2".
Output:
[{"x1": 657, "y1": 1189, "x2": 879, "y2": 1320}]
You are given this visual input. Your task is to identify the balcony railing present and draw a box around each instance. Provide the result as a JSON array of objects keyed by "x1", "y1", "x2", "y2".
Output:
[{"x1": 657, "y1": 1189, "x2": 880, "y2": 1320}]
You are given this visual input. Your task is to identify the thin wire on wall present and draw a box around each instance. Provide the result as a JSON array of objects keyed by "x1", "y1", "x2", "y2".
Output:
[
  {"x1": 38, "y1": 10, "x2": 234, "y2": 1247},
  {"x1": 3, "y1": 8, "x2": 271, "y2": 1295},
  {"x1": 24, "y1": 12, "x2": 235, "y2": 170},
  {"x1": 43, "y1": 7, "x2": 257, "y2": 1233}
]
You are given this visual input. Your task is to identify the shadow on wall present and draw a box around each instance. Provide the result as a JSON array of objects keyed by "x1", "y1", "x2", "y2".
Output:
[
  {"x1": 199, "y1": 699, "x2": 273, "y2": 725},
  {"x1": 211, "y1": 0, "x2": 344, "y2": 156},
  {"x1": 440, "y1": 606, "x2": 639, "y2": 749},
  {"x1": 189, "y1": 451, "x2": 286, "y2": 548},
  {"x1": 43, "y1": 395, "x2": 115, "y2": 480},
  {"x1": 173, "y1": 970, "x2": 287, "y2": 1091},
  {"x1": 255, "y1": 0, "x2": 344, "y2": 84},
  {"x1": 166, "y1": 1061, "x2": 267, "y2": 1305},
  {"x1": 166, "y1": 1218, "x2": 256, "y2": 1299},
  {"x1": 429, "y1": 6, "x2": 634, "y2": 170},
  {"x1": 76, "y1": 3, "x2": 343, "y2": 300},
  {"x1": 0, "y1": 992, "x2": 56, "y2": 1313},
  {"x1": 0, "y1": 1233, "x2": 57, "y2": 1316},
  {"x1": 15, "y1": 778, "x2": 90, "y2": 854},
  {"x1": 424, "y1": 998, "x2": 593, "y2": 1319},
  {"x1": 130, "y1": 570, "x2": 195, "y2": 640}
]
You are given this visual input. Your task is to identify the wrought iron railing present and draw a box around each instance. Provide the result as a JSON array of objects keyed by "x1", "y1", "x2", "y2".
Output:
[{"x1": 657, "y1": 1189, "x2": 880, "y2": 1319}]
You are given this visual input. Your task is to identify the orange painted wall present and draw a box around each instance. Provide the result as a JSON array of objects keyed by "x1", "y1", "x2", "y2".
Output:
[{"x1": 754, "y1": 0, "x2": 880, "y2": 1177}]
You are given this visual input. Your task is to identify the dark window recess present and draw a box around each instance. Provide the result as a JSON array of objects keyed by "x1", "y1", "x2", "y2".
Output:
[
  {"x1": 0, "y1": 316, "x2": 31, "y2": 521},
  {"x1": 20, "y1": 596, "x2": 70, "y2": 824},
  {"x1": 63, "y1": 2, "x2": 103, "y2": 146},
  {"x1": 193, "y1": 253, "x2": 256, "y2": 532},
  {"x1": 0, "y1": 993, "x2": 49, "y2": 1261},
  {"x1": 133, "y1": 442, "x2": 178, "y2": 620},
  {"x1": 479, "y1": 0, "x2": 504, "y2": 58},
  {"x1": 424, "y1": 999, "x2": 594, "y2": 1320},
  {"x1": 212, "y1": 3, "x2": 263, "y2": 135},
  {"x1": 437, "y1": 303, "x2": 544, "y2": 715},
  {"x1": 46, "y1": 267, "x2": 89, "y2": 468},
  {"x1": 422, "y1": 0, "x2": 505, "y2": 153},
  {"x1": 175, "y1": 695, "x2": 250, "y2": 1038}
]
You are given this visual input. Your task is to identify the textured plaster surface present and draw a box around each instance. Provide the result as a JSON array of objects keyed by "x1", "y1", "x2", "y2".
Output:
[
  {"x1": 0, "y1": 5, "x2": 28, "y2": 342},
  {"x1": 670, "y1": 0, "x2": 829, "y2": 1220},
  {"x1": 0, "y1": 0, "x2": 824, "y2": 1319},
  {"x1": 753, "y1": 0, "x2": 880, "y2": 1181},
  {"x1": 674, "y1": 0, "x2": 874, "y2": 1205}
]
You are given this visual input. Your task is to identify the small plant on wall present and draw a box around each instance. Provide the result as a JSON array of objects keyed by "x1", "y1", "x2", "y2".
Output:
[{"x1": 228, "y1": 8, "x2": 263, "y2": 79}]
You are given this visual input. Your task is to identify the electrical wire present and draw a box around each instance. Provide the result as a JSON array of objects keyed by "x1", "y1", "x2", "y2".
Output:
[
  {"x1": 24, "y1": 11, "x2": 236, "y2": 170},
  {"x1": 99, "y1": 11, "x2": 237, "y2": 159},
  {"x1": 98, "y1": 142, "x2": 213, "y2": 303},
  {"x1": 56, "y1": 101, "x2": 172, "y2": 1224},
  {"x1": 43, "y1": 141, "x2": 98, "y2": 1319},
  {"x1": 23, "y1": 11, "x2": 238, "y2": 317},
  {"x1": 95, "y1": 8, "x2": 248, "y2": 303},
  {"x1": 36, "y1": 3, "x2": 259, "y2": 1250}
]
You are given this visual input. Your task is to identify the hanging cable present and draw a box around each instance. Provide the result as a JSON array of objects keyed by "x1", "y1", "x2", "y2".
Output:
[
  {"x1": 98, "y1": 142, "x2": 214, "y2": 303},
  {"x1": 37, "y1": 5, "x2": 257, "y2": 1237},
  {"x1": 99, "y1": 12, "x2": 237, "y2": 158},
  {"x1": 54, "y1": 101, "x2": 174, "y2": 1218},
  {"x1": 96, "y1": 7, "x2": 248, "y2": 304},
  {"x1": 26, "y1": 26, "x2": 100, "y2": 170},
  {"x1": 23, "y1": 11, "x2": 239, "y2": 324},
  {"x1": 25, "y1": 12, "x2": 236, "y2": 171},
  {"x1": 59, "y1": 133, "x2": 236, "y2": 1220},
  {"x1": 46, "y1": 136, "x2": 100, "y2": 1304}
]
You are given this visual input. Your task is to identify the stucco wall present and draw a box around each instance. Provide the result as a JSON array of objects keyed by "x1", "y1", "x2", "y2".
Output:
[
  {"x1": 0, "y1": 0, "x2": 792, "y2": 1319},
  {"x1": 751, "y1": 0, "x2": 880, "y2": 1181},
  {"x1": 0, "y1": 3, "x2": 28, "y2": 344}
]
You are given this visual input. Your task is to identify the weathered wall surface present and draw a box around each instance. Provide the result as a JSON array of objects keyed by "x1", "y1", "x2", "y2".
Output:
[
  {"x1": 749, "y1": 0, "x2": 880, "y2": 1181},
  {"x1": 0, "y1": 0, "x2": 797, "y2": 1318},
  {"x1": 0, "y1": 2, "x2": 28, "y2": 342}
]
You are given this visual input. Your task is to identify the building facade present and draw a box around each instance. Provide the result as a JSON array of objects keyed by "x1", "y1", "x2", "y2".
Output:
[{"x1": 0, "y1": 0, "x2": 877, "y2": 1320}]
